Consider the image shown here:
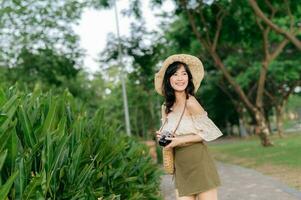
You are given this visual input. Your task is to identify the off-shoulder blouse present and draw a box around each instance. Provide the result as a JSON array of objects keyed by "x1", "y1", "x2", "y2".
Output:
[{"x1": 161, "y1": 111, "x2": 223, "y2": 142}]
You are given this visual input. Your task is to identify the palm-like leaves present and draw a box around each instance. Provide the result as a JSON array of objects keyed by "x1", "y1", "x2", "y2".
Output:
[{"x1": 0, "y1": 85, "x2": 163, "y2": 199}]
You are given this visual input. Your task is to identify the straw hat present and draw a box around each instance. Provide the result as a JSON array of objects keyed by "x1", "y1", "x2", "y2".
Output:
[{"x1": 154, "y1": 54, "x2": 204, "y2": 96}]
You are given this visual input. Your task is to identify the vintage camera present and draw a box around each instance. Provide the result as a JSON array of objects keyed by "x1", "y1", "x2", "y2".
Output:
[{"x1": 158, "y1": 130, "x2": 174, "y2": 147}]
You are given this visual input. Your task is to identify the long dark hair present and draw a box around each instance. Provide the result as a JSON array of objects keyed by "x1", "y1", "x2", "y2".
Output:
[{"x1": 162, "y1": 61, "x2": 195, "y2": 114}]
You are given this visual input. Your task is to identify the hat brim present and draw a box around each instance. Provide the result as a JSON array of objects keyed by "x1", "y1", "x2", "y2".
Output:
[{"x1": 154, "y1": 54, "x2": 204, "y2": 96}]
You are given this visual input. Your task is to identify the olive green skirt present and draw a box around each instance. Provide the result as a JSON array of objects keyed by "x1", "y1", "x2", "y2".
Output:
[{"x1": 173, "y1": 141, "x2": 221, "y2": 197}]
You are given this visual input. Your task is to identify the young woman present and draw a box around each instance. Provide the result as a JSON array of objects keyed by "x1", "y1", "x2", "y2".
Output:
[{"x1": 155, "y1": 54, "x2": 223, "y2": 200}]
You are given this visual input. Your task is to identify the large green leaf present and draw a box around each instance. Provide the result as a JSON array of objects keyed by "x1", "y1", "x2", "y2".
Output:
[
  {"x1": 0, "y1": 119, "x2": 17, "y2": 153},
  {"x1": 0, "y1": 150, "x2": 8, "y2": 171},
  {"x1": 5, "y1": 129, "x2": 19, "y2": 174},
  {"x1": 0, "y1": 171, "x2": 19, "y2": 199},
  {"x1": 41, "y1": 98, "x2": 58, "y2": 135},
  {"x1": 0, "y1": 87, "x2": 6, "y2": 107},
  {"x1": 68, "y1": 143, "x2": 83, "y2": 183},
  {"x1": 22, "y1": 174, "x2": 42, "y2": 200},
  {"x1": 14, "y1": 157, "x2": 26, "y2": 199},
  {"x1": 0, "y1": 94, "x2": 18, "y2": 113},
  {"x1": 0, "y1": 97, "x2": 19, "y2": 133},
  {"x1": 18, "y1": 105, "x2": 37, "y2": 147}
]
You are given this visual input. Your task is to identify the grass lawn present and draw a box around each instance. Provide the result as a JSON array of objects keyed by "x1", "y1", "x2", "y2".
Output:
[{"x1": 209, "y1": 132, "x2": 301, "y2": 191}]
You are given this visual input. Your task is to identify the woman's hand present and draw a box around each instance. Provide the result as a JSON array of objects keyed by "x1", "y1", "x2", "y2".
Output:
[{"x1": 164, "y1": 136, "x2": 183, "y2": 149}]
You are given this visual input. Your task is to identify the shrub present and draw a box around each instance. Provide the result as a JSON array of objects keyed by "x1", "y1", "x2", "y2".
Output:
[{"x1": 0, "y1": 85, "x2": 163, "y2": 199}]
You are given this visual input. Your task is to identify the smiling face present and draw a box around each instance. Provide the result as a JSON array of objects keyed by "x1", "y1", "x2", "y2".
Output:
[{"x1": 169, "y1": 64, "x2": 189, "y2": 92}]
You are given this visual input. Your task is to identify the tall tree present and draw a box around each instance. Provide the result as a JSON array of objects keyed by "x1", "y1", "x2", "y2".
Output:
[
  {"x1": 90, "y1": 0, "x2": 301, "y2": 145},
  {"x1": 150, "y1": 0, "x2": 301, "y2": 146},
  {"x1": 98, "y1": 23, "x2": 164, "y2": 138},
  {"x1": 167, "y1": 0, "x2": 274, "y2": 145},
  {"x1": 0, "y1": 0, "x2": 85, "y2": 67},
  {"x1": 248, "y1": 0, "x2": 301, "y2": 50},
  {"x1": 265, "y1": 55, "x2": 301, "y2": 137},
  {"x1": 8, "y1": 48, "x2": 79, "y2": 87}
]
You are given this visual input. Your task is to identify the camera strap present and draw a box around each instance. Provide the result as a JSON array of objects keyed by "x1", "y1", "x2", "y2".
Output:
[{"x1": 159, "y1": 98, "x2": 187, "y2": 136}]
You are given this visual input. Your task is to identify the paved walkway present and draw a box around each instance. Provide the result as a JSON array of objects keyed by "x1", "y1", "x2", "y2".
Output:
[{"x1": 160, "y1": 161, "x2": 301, "y2": 200}]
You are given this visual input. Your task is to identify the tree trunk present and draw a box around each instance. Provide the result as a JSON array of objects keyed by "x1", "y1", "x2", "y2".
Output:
[
  {"x1": 265, "y1": 112, "x2": 273, "y2": 135},
  {"x1": 182, "y1": 1, "x2": 287, "y2": 146},
  {"x1": 237, "y1": 106, "x2": 249, "y2": 138},
  {"x1": 254, "y1": 110, "x2": 274, "y2": 146},
  {"x1": 239, "y1": 118, "x2": 248, "y2": 138},
  {"x1": 275, "y1": 104, "x2": 285, "y2": 138},
  {"x1": 226, "y1": 121, "x2": 232, "y2": 136}
]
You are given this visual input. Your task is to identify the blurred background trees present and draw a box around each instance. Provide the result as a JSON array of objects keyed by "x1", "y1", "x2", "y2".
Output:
[
  {"x1": 1, "y1": 0, "x2": 300, "y2": 143},
  {"x1": 94, "y1": 0, "x2": 301, "y2": 145}
]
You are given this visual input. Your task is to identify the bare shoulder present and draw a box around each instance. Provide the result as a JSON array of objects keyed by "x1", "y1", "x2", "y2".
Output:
[{"x1": 186, "y1": 95, "x2": 206, "y2": 115}]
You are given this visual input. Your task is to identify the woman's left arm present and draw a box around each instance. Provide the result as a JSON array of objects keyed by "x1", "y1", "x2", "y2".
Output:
[{"x1": 165, "y1": 134, "x2": 202, "y2": 149}]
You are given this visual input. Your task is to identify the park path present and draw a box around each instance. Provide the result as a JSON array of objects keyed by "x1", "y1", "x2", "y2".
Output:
[{"x1": 160, "y1": 161, "x2": 301, "y2": 200}]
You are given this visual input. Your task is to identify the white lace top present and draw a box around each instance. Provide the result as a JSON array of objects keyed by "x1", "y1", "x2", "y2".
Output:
[{"x1": 161, "y1": 111, "x2": 223, "y2": 142}]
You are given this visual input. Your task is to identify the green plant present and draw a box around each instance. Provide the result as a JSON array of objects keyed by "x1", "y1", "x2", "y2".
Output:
[{"x1": 0, "y1": 85, "x2": 163, "y2": 199}]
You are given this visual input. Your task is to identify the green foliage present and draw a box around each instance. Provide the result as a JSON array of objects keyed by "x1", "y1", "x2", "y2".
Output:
[
  {"x1": 0, "y1": 85, "x2": 163, "y2": 199},
  {"x1": 269, "y1": 59, "x2": 301, "y2": 83},
  {"x1": 1, "y1": 47, "x2": 110, "y2": 114},
  {"x1": 90, "y1": 0, "x2": 142, "y2": 18},
  {"x1": 8, "y1": 48, "x2": 79, "y2": 87},
  {"x1": 0, "y1": 0, "x2": 85, "y2": 67},
  {"x1": 97, "y1": 24, "x2": 165, "y2": 138}
]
